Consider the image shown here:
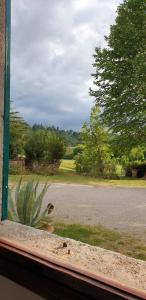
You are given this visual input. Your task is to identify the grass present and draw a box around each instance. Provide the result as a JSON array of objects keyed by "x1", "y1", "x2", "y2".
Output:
[
  {"x1": 60, "y1": 159, "x2": 75, "y2": 172},
  {"x1": 9, "y1": 159, "x2": 146, "y2": 188},
  {"x1": 54, "y1": 223, "x2": 146, "y2": 261}
]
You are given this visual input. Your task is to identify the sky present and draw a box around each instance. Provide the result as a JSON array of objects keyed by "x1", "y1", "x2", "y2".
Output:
[{"x1": 11, "y1": 0, "x2": 122, "y2": 130}]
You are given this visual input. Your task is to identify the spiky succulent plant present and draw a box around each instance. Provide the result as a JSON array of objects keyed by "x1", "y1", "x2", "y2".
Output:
[{"x1": 8, "y1": 179, "x2": 54, "y2": 229}]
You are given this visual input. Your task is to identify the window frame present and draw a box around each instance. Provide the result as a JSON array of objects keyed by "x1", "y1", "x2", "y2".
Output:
[
  {"x1": 0, "y1": 2, "x2": 146, "y2": 299},
  {"x1": 2, "y1": 0, "x2": 11, "y2": 220}
]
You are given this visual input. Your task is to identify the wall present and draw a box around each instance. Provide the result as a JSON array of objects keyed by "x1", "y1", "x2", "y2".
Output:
[
  {"x1": 0, "y1": 276, "x2": 44, "y2": 300},
  {"x1": 0, "y1": 0, "x2": 5, "y2": 219}
]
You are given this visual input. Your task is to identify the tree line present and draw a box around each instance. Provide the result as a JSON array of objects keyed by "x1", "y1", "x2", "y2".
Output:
[{"x1": 9, "y1": 110, "x2": 66, "y2": 174}]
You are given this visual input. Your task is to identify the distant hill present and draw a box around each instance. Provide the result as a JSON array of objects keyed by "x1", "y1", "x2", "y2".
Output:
[{"x1": 32, "y1": 124, "x2": 81, "y2": 146}]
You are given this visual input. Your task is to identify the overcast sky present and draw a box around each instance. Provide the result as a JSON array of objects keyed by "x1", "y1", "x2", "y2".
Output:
[{"x1": 11, "y1": 0, "x2": 122, "y2": 130}]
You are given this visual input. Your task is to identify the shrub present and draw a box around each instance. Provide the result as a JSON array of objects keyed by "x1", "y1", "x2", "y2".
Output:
[
  {"x1": 125, "y1": 161, "x2": 146, "y2": 178},
  {"x1": 73, "y1": 144, "x2": 84, "y2": 157},
  {"x1": 75, "y1": 153, "x2": 88, "y2": 175},
  {"x1": 30, "y1": 161, "x2": 60, "y2": 176},
  {"x1": 75, "y1": 147, "x2": 119, "y2": 178},
  {"x1": 102, "y1": 158, "x2": 120, "y2": 179},
  {"x1": 121, "y1": 147, "x2": 146, "y2": 177},
  {"x1": 25, "y1": 130, "x2": 66, "y2": 172},
  {"x1": 9, "y1": 164, "x2": 23, "y2": 175},
  {"x1": 9, "y1": 159, "x2": 26, "y2": 175},
  {"x1": 8, "y1": 179, "x2": 54, "y2": 229},
  {"x1": 75, "y1": 106, "x2": 119, "y2": 178},
  {"x1": 129, "y1": 147, "x2": 145, "y2": 162},
  {"x1": 63, "y1": 147, "x2": 74, "y2": 159}
]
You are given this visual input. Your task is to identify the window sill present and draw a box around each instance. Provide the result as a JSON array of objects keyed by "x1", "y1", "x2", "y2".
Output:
[{"x1": 0, "y1": 221, "x2": 146, "y2": 299}]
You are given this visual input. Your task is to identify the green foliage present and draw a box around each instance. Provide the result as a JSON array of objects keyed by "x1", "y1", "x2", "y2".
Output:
[
  {"x1": 8, "y1": 179, "x2": 54, "y2": 228},
  {"x1": 25, "y1": 130, "x2": 66, "y2": 165},
  {"x1": 10, "y1": 107, "x2": 30, "y2": 159},
  {"x1": 90, "y1": 0, "x2": 146, "y2": 149},
  {"x1": 73, "y1": 144, "x2": 85, "y2": 157},
  {"x1": 75, "y1": 106, "x2": 118, "y2": 178},
  {"x1": 64, "y1": 144, "x2": 85, "y2": 160},
  {"x1": 121, "y1": 146, "x2": 145, "y2": 167},
  {"x1": 75, "y1": 149, "x2": 118, "y2": 178},
  {"x1": 9, "y1": 105, "x2": 80, "y2": 163},
  {"x1": 9, "y1": 164, "x2": 24, "y2": 175},
  {"x1": 63, "y1": 147, "x2": 74, "y2": 159},
  {"x1": 32, "y1": 124, "x2": 81, "y2": 146},
  {"x1": 129, "y1": 146, "x2": 145, "y2": 162},
  {"x1": 121, "y1": 146, "x2": 146, "y2": 177}
]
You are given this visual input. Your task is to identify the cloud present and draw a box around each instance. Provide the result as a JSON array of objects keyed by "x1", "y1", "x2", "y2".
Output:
[{"x1": 11, "y1": 0, "x2": 122, "y2": 130}]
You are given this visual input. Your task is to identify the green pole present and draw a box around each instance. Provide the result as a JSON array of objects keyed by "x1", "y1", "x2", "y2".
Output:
[{"x1": 2, "y1": 0, "x2": 11, "y2": 220}]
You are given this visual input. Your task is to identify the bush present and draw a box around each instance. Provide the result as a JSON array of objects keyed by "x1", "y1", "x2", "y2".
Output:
[
  {"x1": 8, "y1": 180, "x2": 54, "y2": 229},
  {"x1": 121, "y1": 147, "x2": 146, "y2": 178},
  {"x1": 63, "y1": 147, "x2": 74, "y2": 159},
  {"x1": 30, "y1": 161, "x2": 61, "y2": 175},
  {"x1": 75, "y1": 148, "x2": 119, "y2": 178},
  {"x1": 73, "y1": 144, "x2": 84, "y2": 157},
  {"x1": 74, "y1": 106, "x2": 120, "y2": 178},
  {"x1": 125, "y1": 161, "x2": 146, "y2": 178},
  {"x1": 75, "y1": 152, "x2": 90, "y2": 175},
  {"x1": 9, "y1": 165, "x2": 22, "y2": 175},
  {"x1": 102, "y1": 159, "x2": 121, "y2": 179},
  {"x1": 25, "y1": 130, "x2": 66, "y2": 172},
  {"x1": 64, "y1": 145, "x2": 85, "y2": 160}
]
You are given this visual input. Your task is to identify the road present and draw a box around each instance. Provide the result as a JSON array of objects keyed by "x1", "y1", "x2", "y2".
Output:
[{"x1": 43, "y1": 184, "x2": 146, "y2": 238}]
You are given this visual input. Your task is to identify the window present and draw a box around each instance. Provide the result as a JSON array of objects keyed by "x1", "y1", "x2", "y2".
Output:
[{"x1": 0, "y1": 1, "x2": 146, "y2": 299}]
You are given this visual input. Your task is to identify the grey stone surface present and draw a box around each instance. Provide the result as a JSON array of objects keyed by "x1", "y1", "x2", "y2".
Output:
[
  {"x1": 1, "y1": 221, "x2": 146, "y2": 293},
  {"x1": 0, "y1": 0, "x2": 5, "y2": 218}
]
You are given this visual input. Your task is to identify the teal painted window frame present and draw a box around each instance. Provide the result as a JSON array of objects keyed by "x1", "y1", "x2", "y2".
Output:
[{"x1": 2, "y1": 0, "x2": 11, "y2": 220}]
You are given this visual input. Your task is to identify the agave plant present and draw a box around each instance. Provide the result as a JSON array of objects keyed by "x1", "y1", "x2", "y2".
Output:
[{"x1": 8, "y1": 179, "x2": 54, "y2": 229}]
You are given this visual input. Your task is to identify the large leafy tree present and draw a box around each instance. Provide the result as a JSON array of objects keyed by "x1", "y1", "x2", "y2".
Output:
[{"x1": 90, "y1": 0, "x2": 146, "y2": 150}]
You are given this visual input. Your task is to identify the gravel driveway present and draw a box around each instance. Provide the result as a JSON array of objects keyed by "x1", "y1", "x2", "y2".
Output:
[{"x1": 43, "y1": 184, "x2": 146, "y2": 238}]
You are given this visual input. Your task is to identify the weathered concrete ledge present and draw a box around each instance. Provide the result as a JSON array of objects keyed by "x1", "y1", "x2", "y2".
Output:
[{"x1": 0, "y1": 220, "x2": 146, "y2": 293}]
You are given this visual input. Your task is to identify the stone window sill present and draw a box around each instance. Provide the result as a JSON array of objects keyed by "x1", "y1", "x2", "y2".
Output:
[{"x1": 0, "y1": 220, "x2": 146, "y2": 299}]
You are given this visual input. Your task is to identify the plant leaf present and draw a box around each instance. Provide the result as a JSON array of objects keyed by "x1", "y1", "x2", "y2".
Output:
[
  {"x1": 23, "y1": 181, "x2": 34, "y2": 225},
  {"x1": 15, "y1": 177, "x2": 22, "y2": 203},
  {"x1": 32, "y1": 206, "x2": 48, "y2": 228},
  {"x1": 8, "y1": 188, "x2": 19, "y2": 221},
  {"x1": 16, "y1": 183, "x2": 27, "y2": 223},
  {"x1": 31, "y1": 183, "x2": 49, "y2": 225}
]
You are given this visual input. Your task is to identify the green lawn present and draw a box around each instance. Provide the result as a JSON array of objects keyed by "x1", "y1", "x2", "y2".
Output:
[
  {"x1": 9, "y1": 159, "x2": 146, "y2": 188},
  {"x1": 60, "y1": 159, "x2": 75, "y2": 172},
  {"x1": 54, "y1": 223, "x2": 146, "y2": 261}
]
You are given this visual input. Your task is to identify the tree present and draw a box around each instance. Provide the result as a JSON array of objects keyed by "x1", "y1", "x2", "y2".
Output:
[
  {"x1": 90, "y1": 0, "x2": 146, "y2": 150},
  {"x1": 9, "y1": 106, "x2": 29, "y2": 159},
  {"x1": 75, "y1": 106, "x2": 118, "y2": 178},
  {"x1": 25, "y1": 130, "x2": 66, "y2": 165},
  {"x1": 32, "y1": 124, "x2": 81, "y2": 146}
]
